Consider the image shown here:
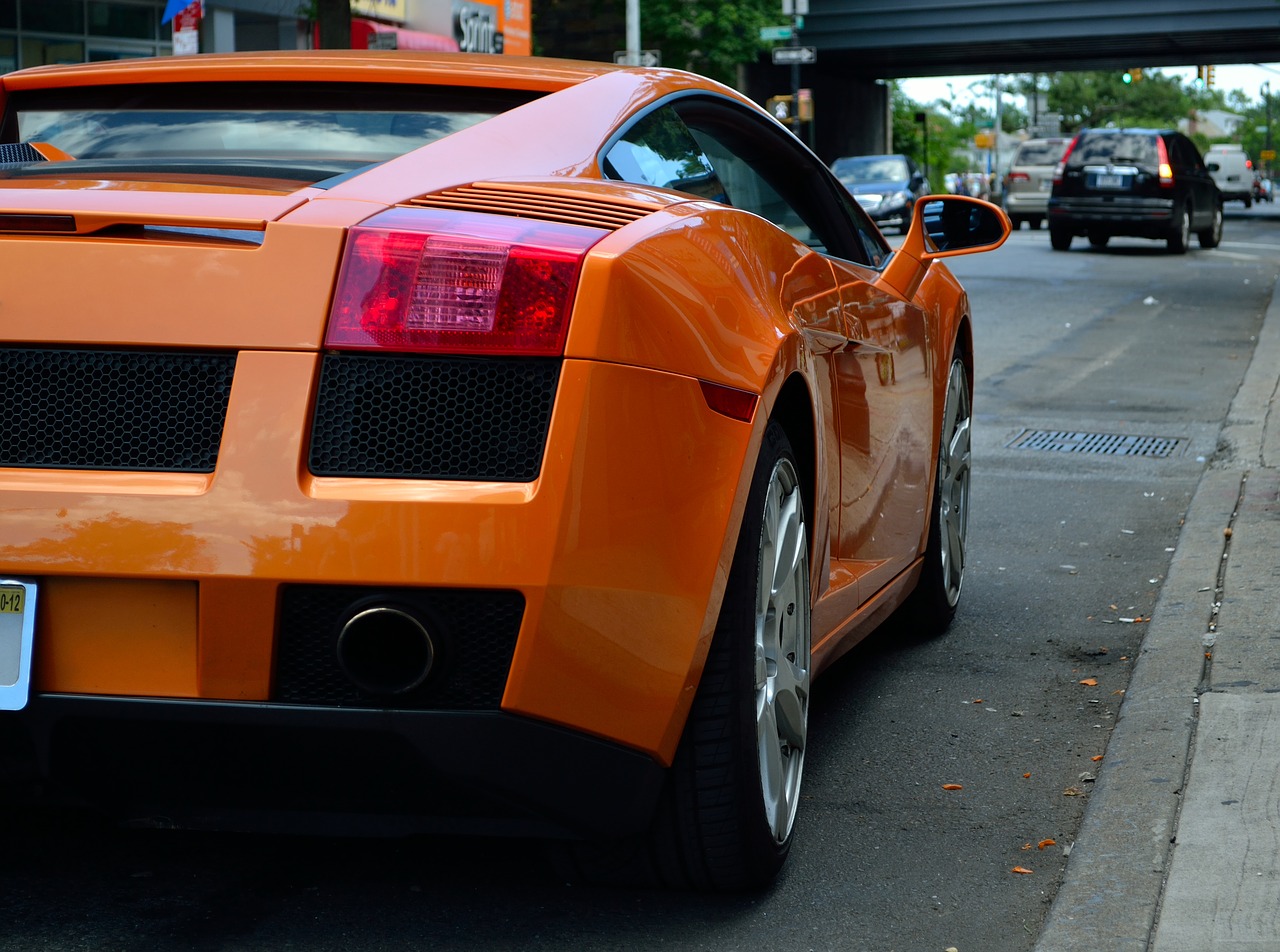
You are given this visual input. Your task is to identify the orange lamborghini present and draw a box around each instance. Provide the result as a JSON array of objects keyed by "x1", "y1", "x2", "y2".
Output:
[{"x1": 0, "y1": 52, "x2": 1007, "y2": 890}]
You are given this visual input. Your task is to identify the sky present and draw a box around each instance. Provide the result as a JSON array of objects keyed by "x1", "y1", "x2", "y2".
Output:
[{"x1": 899, "y1": 62, "x2": 1280, "y2": 111}]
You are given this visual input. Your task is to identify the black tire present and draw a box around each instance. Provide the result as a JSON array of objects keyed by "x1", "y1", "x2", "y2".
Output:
[
  {"x1": 1009, "y1": 215, "x2": 1024, "y2": 230},
  {"x1": 899, "y1": 357, "x2": 971, "y2": 637},
  {"x1": 1029, "y1": 216, "x2": 1043, "y2": 230},
  {"x1": 1088, "y1": 232, "x2": 1109, "y2": 249},
  {"x1": 1244, "y1": 194, "x2": 1253, "y2": 209},
  {"x1": 1198, "y1": 201, "x2": 1223, "y2": 249},
  {"x1": 1168, "y1": 205, "x2": 1190, "y2": 253},
  {"x1": 555, "y1": 422, "x2": 811, "y2": 891},
  {"x1": 1049, "y1": 226, "x2": 1072, "y2": 251}
]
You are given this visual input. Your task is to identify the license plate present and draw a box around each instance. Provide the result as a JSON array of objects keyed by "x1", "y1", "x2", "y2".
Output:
[
  {"x1": 1095, "y1": 173, "x2": 1127, "y2": 189},
  {"x1": 1038, "y1": 179, "x2": 1052, "y2": 191},
  {"x1": 0, "y1": 579, "x2": 36, "y2": 711}
]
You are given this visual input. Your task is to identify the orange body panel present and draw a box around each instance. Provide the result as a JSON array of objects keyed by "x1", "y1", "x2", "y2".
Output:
[{"x1": 0, "y1": 52, "x2": 1008, "y2": 790}]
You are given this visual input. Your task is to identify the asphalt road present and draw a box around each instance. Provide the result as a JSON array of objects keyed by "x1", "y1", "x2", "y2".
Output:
[{"x1": 2, "y1": 206, "x2": 1277, "y2": 952}]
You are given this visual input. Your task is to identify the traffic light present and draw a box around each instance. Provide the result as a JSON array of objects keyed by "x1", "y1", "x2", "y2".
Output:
[
  {"x1": 1123, "y1": 68, "x2": 1142, "y2": 84},
  {"x1": 1206, "y1": 65, "x2": 1215, "y2": 87},
  {"x1": 766, "y1": 95, "x2": 794, "y2": 125}
]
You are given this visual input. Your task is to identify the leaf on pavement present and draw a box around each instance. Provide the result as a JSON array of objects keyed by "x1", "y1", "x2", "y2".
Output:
[
  {"x1": 1079, "y1": 678, "x2": 1098, "y2": 686},
  {"x1": 942, "y1": 784, "x2": 964, "y2": 791},
  {"x1": 1011, "y1": 866, "x2": 1034, "y2": 875}
]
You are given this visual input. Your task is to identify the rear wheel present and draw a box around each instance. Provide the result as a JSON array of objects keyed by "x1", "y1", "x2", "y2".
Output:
[
  {"x1": 1088, "y1": 232, "x2": 1110, "y2": 249},
  {"x1": 1167, "y1": 205, "x2": 1190, "y2": 253},
  {"x1": 1029, "y1": 216, "x2": 1043, "y2": 230},
  {"x1": 1049, "y1": 226, "x2": 1072, "y2": 251},
  {"x1": 555, "y1": 423, "x2": 811, "y2": 891},
  {"x1": 1198, "y1": 201, "x2": 1223, "y2": 249}
]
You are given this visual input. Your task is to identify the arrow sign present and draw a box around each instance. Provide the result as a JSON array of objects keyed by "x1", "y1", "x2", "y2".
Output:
[
  {"x1": 772, "y1": 46, "x2": 816, "y2": 65},
  {"x1": 613, "y1": 49, "x2": 661, "y2": 67}
]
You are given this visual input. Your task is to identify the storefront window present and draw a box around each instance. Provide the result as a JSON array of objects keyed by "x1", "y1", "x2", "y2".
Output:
[
  {"x1": 90, "y1": 2, "x2": 158, "y2": 40},
  {"x1": 22, "y1": 36, "x2": 85, "y2": 66},
  {"x1": 24, "y1": 0, "x2": 85, "y2": 33}
]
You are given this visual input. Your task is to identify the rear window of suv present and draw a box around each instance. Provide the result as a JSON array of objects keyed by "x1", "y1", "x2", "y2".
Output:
[
  {"x1": 1069, "y1": 132, "x2": 1158, "y2": 168},
  {"x1": 1013, "y1": 141, "x2": 1066, "y2": 165}
]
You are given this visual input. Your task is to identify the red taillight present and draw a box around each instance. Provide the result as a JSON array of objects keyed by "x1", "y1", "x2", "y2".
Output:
[
  {"x1": 1053, "y1": 135, "x2": 1079, "y2": 185},
  {"x1": 1007, "y1": 171, "x2": 1031, "y2": 182},
  {"x1": 1156, "y1": 137, "x2": 1174, "y2": 188},
  {"x1": 326, "y1": 207, "x2": 608, "y2": 356},
  {"x1": 1246, "y1": 158, "x2": 1253, "y2": 170}
]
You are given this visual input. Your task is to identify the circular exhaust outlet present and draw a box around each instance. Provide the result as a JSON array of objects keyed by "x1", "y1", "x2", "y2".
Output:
[{"x1": 336, "y1": 606, "x2": 436, "y2": 697}]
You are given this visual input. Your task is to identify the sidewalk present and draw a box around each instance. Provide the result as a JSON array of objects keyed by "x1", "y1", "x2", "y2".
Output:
[{"x1": 1033, "y1": 277, "x2": 1280, "y2": 951}]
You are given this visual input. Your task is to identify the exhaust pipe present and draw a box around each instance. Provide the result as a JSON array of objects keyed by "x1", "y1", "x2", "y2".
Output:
[{"x1": 336, "y1": 606, "x2": 436, "y2": 697}]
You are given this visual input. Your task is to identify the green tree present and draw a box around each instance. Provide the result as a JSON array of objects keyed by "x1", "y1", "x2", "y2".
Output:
[
  {"x1": 891, "y1": 83, "x2": 971, "y2": 188},
  {"x1": 643, "y1": 0, "x2": 774, "y2": 85},
  {"x1": 534, "y1": 0, "x2": 774, "y2": 86},
  {"x1": 1046, "y1": 69, "x2": 1193, "y2": 131}
]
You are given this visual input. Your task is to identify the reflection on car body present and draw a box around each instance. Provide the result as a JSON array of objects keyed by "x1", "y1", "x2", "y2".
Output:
[{"x1": 0, "y1": 51, "x2": 1008, "y2": 891}]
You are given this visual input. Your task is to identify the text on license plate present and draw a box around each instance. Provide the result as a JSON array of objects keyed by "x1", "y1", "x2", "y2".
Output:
[
  {"x1": 1096, "y1": 173, "x2": 1127, "y2": 188},
  {"x1": 0, "y1": 580, "x2": 36, "y2": 708},
  {"x1": 0, "y1": 588, "x2": 23, "y2": 614}
]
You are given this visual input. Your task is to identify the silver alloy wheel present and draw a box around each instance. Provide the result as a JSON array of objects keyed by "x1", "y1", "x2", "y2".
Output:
[
  {"x1": 753, "y1": 455, "x2": 810, "y2": 845},
  {"x1": 937, "y1": 359, "x2": 972, "y2": 608}
]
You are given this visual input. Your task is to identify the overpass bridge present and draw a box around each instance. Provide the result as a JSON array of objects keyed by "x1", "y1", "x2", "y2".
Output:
[{"x1": 745, "y1": 0, "x2": 1280, "y2": 163}]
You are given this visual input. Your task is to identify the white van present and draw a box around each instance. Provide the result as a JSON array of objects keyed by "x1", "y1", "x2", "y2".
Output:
[{"x1": 1204, "y1": 144, "x2": 1254, "y2": 206}]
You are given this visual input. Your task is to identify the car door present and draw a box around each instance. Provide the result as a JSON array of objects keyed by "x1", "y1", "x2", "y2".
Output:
[{"x1": 663, "y1": 98, "x2": 932, "y2": 606}]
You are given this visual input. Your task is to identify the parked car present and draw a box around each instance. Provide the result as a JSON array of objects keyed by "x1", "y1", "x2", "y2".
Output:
[
  {"x1": 1048, "y1": 128, "x2": 1222, "y2": 253},
  {"x1": 1204, "y1": 144, "x2": 1254, "y2": 207},
  {"x1": 0, "y1": 51, "x2": 1009, "y2": 890},
  {"x1": 1001, "y1": 137, "x2": 1070, "y2": 229},
  {"x1": 830, "y1": 153, "x2": 930, "y2": 233}
]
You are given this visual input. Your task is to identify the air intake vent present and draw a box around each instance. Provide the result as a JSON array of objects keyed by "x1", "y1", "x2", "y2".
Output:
[
  {"x1": 0, "y1": 348, "x2": 235, "y2": 472},
  {"x1": 0, "y1": 143, "x2": 46, "y2": 166},
  {"x1": 408, "y1": 182, "x2": 662, "y2": 230}
]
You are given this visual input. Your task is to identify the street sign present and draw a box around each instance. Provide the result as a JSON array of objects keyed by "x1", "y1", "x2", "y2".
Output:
[
  {"x1": 772, "y1": 46, "x2": 816, "y2": 65},
  {"x1": 759, "y1": 25, "x2": 792, "y2": 41},
  {"x1": 1262, "y1": 149, "x2": 1277, "y2": 161},
  {"x1": 613, "y1": 49, "x2": 661, "y2": 67}
]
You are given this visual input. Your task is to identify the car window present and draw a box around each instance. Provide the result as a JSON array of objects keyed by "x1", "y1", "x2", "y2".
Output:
[
  {"x1": 604, "y1": 98, "x2": 888, "y2": 268},
  {"x1": 1013, "y1": 141, "x2": 1065, "y2": 165},
  {"x1": 2, "y1": 82, "x2": 540, "y2": 183},
  {"x1": 1071, "y1": 132, "x2": 1157, "y2": 167},
  {"x1": 599, "y1": 107, "x2": 727, "y2": 201}
]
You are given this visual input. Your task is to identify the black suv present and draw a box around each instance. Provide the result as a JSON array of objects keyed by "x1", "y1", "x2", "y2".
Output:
[{"x1": 1047, "y1": 129, "x2": 1222, "y2": 253}]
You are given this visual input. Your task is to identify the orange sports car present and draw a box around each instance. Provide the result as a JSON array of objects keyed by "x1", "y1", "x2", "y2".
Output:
[{"x1": 0, "y1": 51, "x2": 1007, "y2": 890}]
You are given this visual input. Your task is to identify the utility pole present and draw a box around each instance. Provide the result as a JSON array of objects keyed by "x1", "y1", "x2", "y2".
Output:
[{"x1": 315, "y1": 0, "x2": 351, "y2": 49}]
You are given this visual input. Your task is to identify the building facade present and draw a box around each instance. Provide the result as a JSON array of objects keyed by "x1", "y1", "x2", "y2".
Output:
[{"x1": 0, "y1": 0, "x2": 529, "y2": 72}]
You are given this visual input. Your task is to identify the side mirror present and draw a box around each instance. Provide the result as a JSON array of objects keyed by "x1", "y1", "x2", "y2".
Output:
[
  {"x1": 1207, "y1": 162, "x2": 1221, "y2": 172},
  {"x1": 909, "y1": 173, "x2": 925, "y2": 190},
  {"x1": 877, "y1": 195, "x2": 1010, "y2": 300},
  {"x1": 917, "y1": 196, "x2": 1009, "y2": 255}
]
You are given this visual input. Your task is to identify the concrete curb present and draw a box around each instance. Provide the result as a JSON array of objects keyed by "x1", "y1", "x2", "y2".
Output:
[{"x1": 1033, "y1": 269, "x2": 1280, "y2": 951}]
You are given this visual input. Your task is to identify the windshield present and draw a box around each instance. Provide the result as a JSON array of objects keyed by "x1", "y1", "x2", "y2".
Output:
[
  {"x1": 2, "y1": 82, "x2": 539, "y2": 184},
  {"x1": 832, "y1": 156, "x2": 910, "y2": 184}
]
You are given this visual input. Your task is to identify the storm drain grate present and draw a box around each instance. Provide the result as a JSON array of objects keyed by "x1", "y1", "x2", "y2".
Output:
[{"x1": 1006, "y1": 429, "x2": 1183, "y2": 458}]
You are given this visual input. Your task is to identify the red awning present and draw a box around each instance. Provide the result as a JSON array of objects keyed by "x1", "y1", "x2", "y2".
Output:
[{"x1": 351, "y1": 18, "x2": 458, "y2": 51}]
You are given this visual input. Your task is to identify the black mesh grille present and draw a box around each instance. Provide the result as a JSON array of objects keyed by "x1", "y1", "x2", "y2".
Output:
[
  {"x1": 308, "y1": 353, "x2": 558, "y2": 481},
  {"x1": 0, "y1": 143, "x2": 44, "y2": 165},
  {"x1": 274, "y1": 585, "x2": 524, "y2": 710},
  {"x1": 0, "y1": 348, "x2": 235, "y2": 472}
]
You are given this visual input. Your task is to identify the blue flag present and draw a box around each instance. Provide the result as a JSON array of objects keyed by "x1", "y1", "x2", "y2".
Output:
[{"x1": 162, "y1": 0, "x2": 191, "y2": 24}]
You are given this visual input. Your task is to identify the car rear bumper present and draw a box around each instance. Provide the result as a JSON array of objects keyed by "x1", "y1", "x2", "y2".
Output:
[
  {"x1": 0, "y1": 694, "x2": 666, "y2": 838},
  {"x1": 1048, "y1": 196, "x2": 1176, "y2": 236},
  {"x1": 0, "y1": 355, "x2": 754, "y2": 767},
  {"x1": 1002, "y1": 191, "x2": 1049, "y2": 215}
]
